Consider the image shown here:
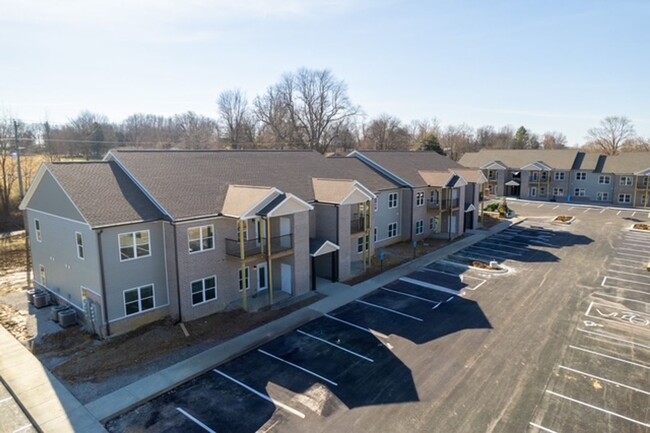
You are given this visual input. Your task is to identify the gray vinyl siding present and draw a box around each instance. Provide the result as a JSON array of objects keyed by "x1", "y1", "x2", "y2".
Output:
[
  {"x1": 613, "y1": 175, "x2": 635, "y2": 207},
  {"x1": 373, "y1": 189, "x2": 403, "y2": 248},
  {"x1": 26, "y1": 171, "x2": 85, "y2": 222},
  {"x1": 568, "y1": 171, "x2": 613, "y2": 203},
  {"x1": 101, "y1": 221, "x2": 169, "y2": 326},
  {"x1": 27, "y1": 209, "x2": 100, "y2": 311}
]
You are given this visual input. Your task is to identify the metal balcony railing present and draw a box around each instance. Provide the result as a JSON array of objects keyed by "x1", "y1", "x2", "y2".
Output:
[
  {"x1": 269, "y1": 234, "x2": 293, "y2": 253},
  {"x1": 440, "y1": 198, "x2": 460, "y2": 209},
  {"x1": 350, "y1": 218, "x2": 366, "y2": 234},
  {"x1": 226, "y1": 234, "x2": 294, "y2": 258},
  {"x1": 428, "y1": 200, "x2": 441, "y2": 209}
]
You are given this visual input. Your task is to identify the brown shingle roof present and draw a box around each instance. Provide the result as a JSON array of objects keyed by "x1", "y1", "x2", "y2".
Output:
[
  {"x1": 47, "y1": 161, "x2": 163, "y2": 228},
  {"x1": 602, "y1": 152, "x2": 650, "y2": 174},
  {"x1": 353, "y1": 151, "x2": 463, "y2": 187},
  {"x1": 458, "y1": 149, "x2": 581, "y2": 170},
  {"x1": 109, "y1": 150, "x2": 396, "y2": 221}
]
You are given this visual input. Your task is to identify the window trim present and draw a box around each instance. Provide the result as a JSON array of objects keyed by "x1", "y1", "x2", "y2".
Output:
[
  {"x1": 620, "y1": 176, "x2": 632, "y2": 186},
  {"x1": 118, "y1": 230, "x2": 151, "y2": 262},
  {"x1": 598, "y1": 175, "x2": 611, "y2": 185},
  {"x1": 34, "y1": 219, "x2": 42, "y2": 242},
  {"x1": 574, "y1": 188, "x2": 586, "y2": 197},
  {"x1": 415, "y1": 219, "x2": 424, "y2": 235},
  {"x1": 238, "y1": 266, "x2": 250, "y2": 292},
  {"x1": 618, "y1": 193, "x2": 631, "y2": 204},
  {"x1": 596, "y1": 191, "x2": 610, "y2": 201},
  {"x1": 75, "y1": 232, "x2": 84, "y2": 260},
  {"x1": 388, "y1": 192, "x2": 398, "y2": 209},
  {"x1": 188, "y1": 224, "x2": 215, "y2": 254},
  {"x1": 388, "y1": 222, "x2": 398, "y2": 238},
  {"x1": 575, "y1": 172, "x2": 586, "y2": 181},
  {"x1": 123, "y1": 284, "x2": 155, "y2": 317},
  {"x1": 416, "y1": 192, "x2": 425, "y2": 207},
  {"x1": 554, "y1": 171, "x2": 565, "y2": 181},
  {"x1": 552, "y1": 187, "x2": 564, "y2": 197},
  {"x1": 190, "y1": 276, "x2": 217, "y2": 306}
]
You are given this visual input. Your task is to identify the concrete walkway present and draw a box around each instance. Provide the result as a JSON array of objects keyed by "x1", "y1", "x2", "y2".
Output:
[{"x1": 0, "y1": 217, "x2": 522, "y2": 431}]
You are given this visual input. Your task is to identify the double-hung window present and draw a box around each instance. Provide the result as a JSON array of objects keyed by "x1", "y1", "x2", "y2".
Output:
[
  {"x1": 75, "y1": 232, "x2": 84, "y2": 259},
  {"x1": 388, "y1": 193, "x2": 398, "y2": 209},
  {"x1": 620, "y1": 176, "x2": 632, "y2": 186},
  {"x1": 596, "y1": 192, "x2": 609, "y2": 201},
  {"x1": 552, "y1": 188, "x2": 564, "y2": 196},
  {"x1": 188, "y1": 225, "x2": 214, "y2": 253},
  {"x1": 618, "y1": 194, "x2": 631, "y2": 204},
  {"x1": 357, "y1": 235, "x2": 369, "y2": 253},
  {"x1": 119, "y1": 230, "x2": 150, "y2": 261},
  {"x1": 388, "y1": 222, "x2": 398, "y2": 238},
  {"x1": 574, "y1": 188, "x2": 586, "y2": 197},
  {"x1": 34, "y1": 219, "x2": 42, "y2": 242},
  {"x1": 575, "y1": 172, "x2": 586, "y2": 181},
  {"x1": 416, "y1": 192, "x2": 425, "y2": 207},
  {"x1": 191, "y1": 276, "x2": 217, "y2": 305},
  {"x1": 39, "y1": 265, "x2": 46, "y2": 285},
  {"x1": 554, "y1": 172, "x2": 565, "y2": 181},
  {"x1": 238, "y1": 267, "x2": 250, "y2": 291},
  {"x1": 598, "y1": 175, "x2": 611, "y2": 184},
  {"x1": 415, "y1": 220, "x2": 424, "y2": 235},
  {"x1": 124, "y1": 285, "x2": 154, "y2": 316}
]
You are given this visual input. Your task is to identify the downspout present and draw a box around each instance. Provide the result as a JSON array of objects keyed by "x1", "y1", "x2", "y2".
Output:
[
  {"x1": 172, "y1": 222, "x2": 183, "y2": 323},
  {"x1": 96, "y1": 230, "x2": 110, "y2": 338},
  {"x1": 266, "y1": 216, "x2": 273, "y2": 306}
]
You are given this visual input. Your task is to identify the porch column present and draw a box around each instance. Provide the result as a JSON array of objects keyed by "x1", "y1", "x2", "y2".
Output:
[
  {"x1": 266, "y1": 216, "x2": 274, "y2": 305},
  {"x1": 368, "y1": 199, "x2": 374, "y2": 265},
  {"x1": 363, "y1": 200, "x2": 369, "y2": 271},
  {"x1": 239, "y1": 219, "x2": 248, "y2": 312}
]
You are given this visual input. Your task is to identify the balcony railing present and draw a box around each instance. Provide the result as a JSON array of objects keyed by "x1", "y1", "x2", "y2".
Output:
[
  {"x1": 428, "y1": 200, "x2": 441, "y2": 209},
  {"x1": 225, "y1": 234, "x2": 293, "y2": 258},
  {"x1": 440, "y1": 198, "x2": 460, "y2": 209},
  {"x1": 350, "y1": 217, "x2": 366, "y2": 234}
]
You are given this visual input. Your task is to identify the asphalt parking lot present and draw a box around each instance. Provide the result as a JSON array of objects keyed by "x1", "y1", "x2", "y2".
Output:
[{"x1": 107, "y1": 200, "x2": 650, "y2": 433}]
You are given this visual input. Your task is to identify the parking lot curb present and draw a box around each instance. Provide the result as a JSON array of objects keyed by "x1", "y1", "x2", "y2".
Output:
[{"x1": 85, "y1": 216, "x2": 526, "y2": 424}]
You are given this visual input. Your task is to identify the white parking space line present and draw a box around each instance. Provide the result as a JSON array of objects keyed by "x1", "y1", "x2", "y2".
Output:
[
  {"x1": 469, "y1": 245, "x2": 521, "y2": 256},
  {"x1": 583, "y1": 208, "x2": 590, "y2": 213},
  {"x1": 619, "y1": 242, "x2": 650, "y2": 250},
  {"x1": 258, "y1": 349, "x2": 338, "y2": 386},
  {"x1": 617, "y1": 210, "x2": 622, "y2": 215},
  {"x1": 213, "y1": 370, "x2": 306, "y2": 418},
  {"x1": 176, "y1": 408, "x2": 218, "y2": 433},
  {"x1": 618, "y1": 247, "x2": 650, "y2": 254},
  {"x1": 324, "y1": 314, "x2": 389, "y2": 339},
  {"x1": 380, "y1": 287, "x2": 439, "y2": 304},
  {"x1": 607, "y1": 268, "x2": 650, "y2": 279},
  {"x1": 399, "y1": 277, "x2": 464, "y2": 296},
  {"x1": 355, "y1": 299, "x2": 423, "y2": 322},
  {"x1": 296, "y1": 330, "x2": 374, "y2": 363},
  {"x1": 578, "y1": 328, "x2": 650, "y2": 350},
  {"x1": 12, "y1": 426, "x2": 32, "y2": 433},
  {"x1": 612, "y1": 257, "x2": 646, "y2": 265},
  {"x1": 592, "y1": 292, "x2": 650, "y2": 306},
  {"x1": 632, "y1": 211, "x2": 637, "y2": 217},
  {"x1": 603, "y1": 275, "x2": 650, "y2": 286},
  {"x1": 0, "y1": 397, "x2": 12, "y2": 404},
  {"x1": 553, "y1": 205, "x2": 560, "y2": 210},
  {"x1": 545, "y1": 390, "x2": 650, "y2": 428},
  {"x1": 476, "y1": 241, "x2": 529, "y2": 252},
  {"x1": 609, "y1": 262, "x2": 641, "y2": 269},
  {"x1": 529, "y1": 422, "x2": 559, "y2": 433},
  {"x1": 522, "y1": 202, "x2": 530, "y2": 206},
  {"x1": 558, "y1": 365, "x2": 650, "y2": 396},
  {"x1": 569, "y1": 345, "x2": 650, "y2": 370},
  {"x1": 538, "y1": 204, "x2": 544, "y2": 208},
  {"x1": 568, "y1": 207, "x2": 575, "y2": 211},
  {"x1": 600, "y1": 208, "x2": 607, "y2": 214},
  {"x1": 614, "y1": 252, "x2": 650, "y2": 259}
]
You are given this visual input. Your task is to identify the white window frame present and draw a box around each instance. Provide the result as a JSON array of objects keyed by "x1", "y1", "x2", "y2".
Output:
[
  {"x1": 574, "y1": 188, "x2": 586, "y2": 197},
  {"x1": 552, "y1": 188, "x2": 564, "y2": 197},
  {"x1": 530, "y1": 172, "x2": 539, "y2": 182},
  {"x1": 75, "y1": 232, "x2": 84, "y2": 260},
  {"x1": 191, "y1": 276, "x2": 217, "y2": 306},
  {"x1": 34, "y1": 219, "x2": 42, "y2": 242},
  {"x1": 539, "y1": 187, "x2": 546, "y2": 196},
  {"x1": 620, "y1": 176, "x2": 632, "y2": 186},
  {"x1": 188, "y1": 225, "x2": 214, "y2": 254},
  {"x1": 388, "y1": 192, "x2": 398, "y2": 209},
  {"x1": 119, "y1": 230, "x2": 151, "y2": 262},
  {"x1": 357, "y1": 235, "x2": 369, "y2": 254},
  {"x1": 388, "y1": 222, "x2": 398, "y2": 238},
  {"x1": 373, "y1": 227, "x2": 377, "y2": 242},
  {"x1": 575, "y1": 172, "x2": 586, "y2": 181},
  {"x1": 429, "y1": 217, "x2": 437, "y2": 231},
  {"x1": 415, "y1": 220, "x2": 424, "y2": 235},
  {"x1": 373, "y1": 198, "x2": 378, "y2": 212},
  {"x1": 530, "y1": 187, "x2": 537, "y2": 197},
  {"x1": 554, "y1": 172, "x2": 565, "y2": 181},
  {"x1": 416, "y1": 192, "x2": 425, "y2": 207},
  {"x1": 598, "y1": 175, "x2": 611, "y2": 184},
  {"x1": 596, "y1": 192, "x2": 609, "y2": 201},
  {"x1": 39, "y1": 264, "x2": 46, "y2": 286},
  {"x1": 618, "y1": 193, "x2": 631, "y2": 204},
  {"x1": 238, "y1": 267, "x2": 250, "y2": 292},
  {"x1": 123, "y1": 284, "x2": 155, "y2": 316}
]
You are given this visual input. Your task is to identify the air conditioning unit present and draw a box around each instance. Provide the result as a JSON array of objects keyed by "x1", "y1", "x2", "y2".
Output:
[
  {"x1": 27, "y1": 289, "x2": 39, "y2": 304},
  {"x1": 50, "y1": 305, "x2": 69, "y2": 322},
  {"x1": 58, "y1": 309, "x2": 77, "y2": 328},
  {"x1": 33, "y1": 292, "x2": 50, "y2": 309}
]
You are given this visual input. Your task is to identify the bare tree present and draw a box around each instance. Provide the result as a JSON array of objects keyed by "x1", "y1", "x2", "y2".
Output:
[
  {"x1": 217, "y1": 89, "x2": 255, "y2": 149},
  {"x1": 173, "y1": 112, "x2": 221, "y2": 150},
  {"x1": 254, "y1": 68, "x2": 360, "y2": 153},
  {"x1": 362, "y1": 114, "x2": 410, "y2": 150},
  {"x1": 541, "y1": 131, "x2": 567, "y2": 149},
  {"x1": 587, "y1": 116, "x2": 636, "y2": 155},
  {"x1": 440, "y1": 124, "x2": 476, "y2": 160}
]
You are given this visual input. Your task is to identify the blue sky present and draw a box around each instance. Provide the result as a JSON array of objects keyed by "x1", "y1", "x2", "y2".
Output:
[{"x1": 1, "y1": 0, "x2": 648, "y2": 146}]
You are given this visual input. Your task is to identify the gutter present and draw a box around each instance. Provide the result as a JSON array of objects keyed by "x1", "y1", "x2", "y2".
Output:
[{"x1": 96, "y1": 230, "x2": 110, "y2": 338}]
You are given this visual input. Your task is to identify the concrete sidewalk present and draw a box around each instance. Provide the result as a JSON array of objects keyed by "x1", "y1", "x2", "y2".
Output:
[
  {"x1": 85, "y1": 217, "x2": 524, "y2": 423},
  {"x1": 0, "y1": 217, "x2": 523, "y2": 431}
]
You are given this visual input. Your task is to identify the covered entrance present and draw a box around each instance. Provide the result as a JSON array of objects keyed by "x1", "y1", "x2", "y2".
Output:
[
  {"x1": 464, "y1": 203, "x2": 476, "y2": 230},
  {"x1": 505, "y1": 180, "x2": 520, "y2": 197},
  {"x1": 310, "y1": 239, "x2": 340, "y2": 291}
]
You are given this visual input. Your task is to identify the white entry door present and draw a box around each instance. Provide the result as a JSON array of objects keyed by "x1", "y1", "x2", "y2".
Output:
[
  {"x1": 257, "y1": 263, "x2": 268, "y2": 291},
  {"x1": 281, "y1": 263, "x2": 292, "y2": 294}
]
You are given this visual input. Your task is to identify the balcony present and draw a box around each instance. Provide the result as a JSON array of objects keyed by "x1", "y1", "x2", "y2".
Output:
[
  {"x1": 225, "y1": 234, "x2": 293, "y2": 258},
  {"x1": 428, "y1": 200, "x2": 441, "y2": 209},
  {"x1": 350, "y1": 217, "x2": 366, "y2": 234},
  {"x1": 440, "y1": 198, "x2": 460, "y2": 209}
]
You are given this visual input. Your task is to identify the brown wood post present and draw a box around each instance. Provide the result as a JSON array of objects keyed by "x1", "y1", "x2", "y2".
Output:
[
  {"x1": 239, "y1": 219, "x2": 247, "y2": 312},
  {"x1": 267, "y1": 216, "x2": 273, "y2": 305}
]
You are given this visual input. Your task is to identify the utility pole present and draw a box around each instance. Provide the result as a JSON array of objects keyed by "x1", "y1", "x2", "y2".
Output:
[{"x1": 13, "y1": 120, "x2": 24, "y2": 199}]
